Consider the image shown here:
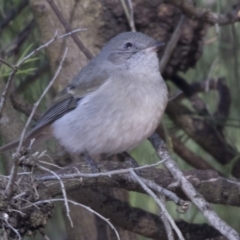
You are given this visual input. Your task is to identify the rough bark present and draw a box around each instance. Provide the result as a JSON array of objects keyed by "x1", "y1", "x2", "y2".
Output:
[
  {"x1": 0, "y1": 158, "x2": 236, "y2": 239},
  {"x1": 42, "y1": 160, "x2": 240, "y2": 207}
]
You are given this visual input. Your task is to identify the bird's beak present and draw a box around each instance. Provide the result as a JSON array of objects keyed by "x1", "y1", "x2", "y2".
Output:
[{"x1": 145, "y1": 41, "x2": 165, "y2": 53}]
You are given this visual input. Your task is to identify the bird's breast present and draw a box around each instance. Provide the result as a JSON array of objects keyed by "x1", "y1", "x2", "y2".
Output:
[
  {"x1": 52, "y1": 74, "x2": 168, "y2": 155},
  {"x1": 117, "y1": 79, "x2": 167, "y2": 151}
]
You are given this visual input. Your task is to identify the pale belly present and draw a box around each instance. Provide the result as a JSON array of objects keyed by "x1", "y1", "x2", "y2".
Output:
[
  {"x1": 52, "y1": 79, "x2": 167, "y2": 156},
  {"x1": 52, "y1": 97, "x2": 165, "y2": 156}
]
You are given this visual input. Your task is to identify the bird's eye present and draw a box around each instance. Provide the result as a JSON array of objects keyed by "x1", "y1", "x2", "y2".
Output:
[{"x1": 124, "y1": 42, "x2": 133, "y2": 50}]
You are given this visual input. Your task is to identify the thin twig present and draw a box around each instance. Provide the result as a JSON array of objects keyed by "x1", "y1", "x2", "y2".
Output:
[
  {"x1": 119, "y1": 0, "x2": 136, "y2": 32},
  {"x1": 12, "y1": 192, "x2": 26, "y2": 200},
  {"x1": 46, "y1": 0, "x2": 93, "y2": 60},
  {"x1": 140, "y1": 177, "x2": 188, "y2": 208},
  {"x1": 127, "y1": 0, "x2": 136, "y2": 32},
  {"x1": 22, "y1": 198, "x2": 121, "y2": 240},
  {"x1": 42, "y1": 234, "x2": 50, "y2": 240},
  {"x1": 37, "y1": 159, "x2": 186, "y2": 206},
  {"x1": 3, "y1": 218, "x2": 21, "y2": 240},
  {"x1": 38, "y1": 159, "x2": 166, "y2": 179},
  {"x1": 37, "y1": 165, "x2": 73, "y2": 227},
  {"x1": 19, "y1": 198, "x2": 40, "y2": 210},
  {"x1": 17, "y1": 29, "x2": 85, "y2": 66},
  {"x1": 0, "y1": 58, "x2": 16, "y2": 70},
  {"x1": 159, "y1": 195, "x2": 175, "y2": 240},
  {"x1": 4, "y1": 47, "x2": 67, "y2": 197},
  {"x1": 39, "y1": 160, "x2": 64, "y2": 169},
  {"x1": 149, "y1": 133, "x2": 240, "y2": 240},
  {"x1": 4, "y1": 155, "x2": 19, "y2": 197},
  {"x1": 206, "y1": 57, "x2": 219, "y2": 91},
  {"x1": 0, "y1": 28, "x2": 84, "y2": 119},
  {"x1": 168, "y1": 91, "x2": 183, "y2": 102},
  {"x1": 0, "y1": 70, "x2": 18, "y2": 118},
  {"x1": 160, "y1": 15, "x2": 185, "y2": 72},
  {"x1": 167, "y1": 0, "x2": 240, "y2": 25},
  {"x1": 17, "y1": 47, "x2": 68, "y2": 152},
  {"x1": 129, "y1": 169, "x2": 185, "y2": 240},
  {"x1": 119, "y1": 0, "x2": 130, "y2": 22},
  {"x1": 1, "y1": 222, "x2": 8, "y2": 240},
  {"x1": 8, "y1": 209, "x2": 26, "y2": 217},
  {"x1": 4, "y1": 47, "x2": 68, "y2": 197}
]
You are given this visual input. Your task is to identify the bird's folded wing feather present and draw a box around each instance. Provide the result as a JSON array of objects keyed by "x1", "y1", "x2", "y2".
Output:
[
  {"x1": 32, "y1": 69, "x2": 109, "y2": 132},
  {"x1": 0, "y1": 65, "x2": 109, "y2": 152}
]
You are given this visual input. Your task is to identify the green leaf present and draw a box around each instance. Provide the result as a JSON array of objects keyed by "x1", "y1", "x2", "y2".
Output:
[{"x1": 16, "y1": 43, "x2": 34, "y2": 65}]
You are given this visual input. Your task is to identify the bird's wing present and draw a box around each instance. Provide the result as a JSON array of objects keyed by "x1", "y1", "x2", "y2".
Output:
[
  {"x1": 32, "y1": 69, "x2": 109, "y2": 132},
  {"x1": 32, "y1": 94, "x2": 79, "y2": 131}
]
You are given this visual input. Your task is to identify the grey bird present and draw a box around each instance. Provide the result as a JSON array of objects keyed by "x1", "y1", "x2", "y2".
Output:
[{"x1": 0, "y1": 32, "x2": 168, "y2": 156}]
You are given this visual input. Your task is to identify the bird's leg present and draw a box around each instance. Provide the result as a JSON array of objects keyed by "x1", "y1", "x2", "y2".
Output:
[
  {"x1": 118, "y1": 152, "x2": 139, "y2": 167},
  {"x1": 83, "y1": 150, "x2": 100, "y2": 173}
]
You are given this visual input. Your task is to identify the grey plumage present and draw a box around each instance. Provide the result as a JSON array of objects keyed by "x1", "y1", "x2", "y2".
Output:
[{"x1": 0, "y1": 32, "x2": 168, "y2": 155}]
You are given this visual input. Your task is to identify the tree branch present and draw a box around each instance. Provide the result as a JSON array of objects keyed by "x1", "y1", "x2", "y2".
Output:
[
  {"x1": 157, "y1": 126, "x2": 216, "y2": 171},
  {"x1": 46, "y1": 0, "x2": 93, "y2": 60},
  {"x1": 149, "y1": 133, "x2": 240, "y2": 240},
  {"x1": 0, "y1": 151, "x2": 239, "y2": 238},
  {"x1": 166, "y1": 99, "x2": 238, "y2": 166},
  {"x1": 65, "y1": 188, "x2": 220, "y2": 240},
  {"x1": 167, "y1": 0, "x2": 240, "y2": 25},
  {"x1": 35, "y1": 157, "x2": 240, "y2": 207}
]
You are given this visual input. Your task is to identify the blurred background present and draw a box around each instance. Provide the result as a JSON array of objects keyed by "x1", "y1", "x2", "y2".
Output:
[{"x1": 0, "y1": 0, "x2": 240, "y2": 239}]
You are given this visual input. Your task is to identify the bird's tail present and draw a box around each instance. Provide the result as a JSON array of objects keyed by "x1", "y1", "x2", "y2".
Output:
[{"x1": 0, "y1": 130, "x2": 51, "y2": 152}]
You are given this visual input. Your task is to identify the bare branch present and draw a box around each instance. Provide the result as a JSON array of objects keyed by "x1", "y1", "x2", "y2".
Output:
[
  {"x1": 167, "y1": 0, "x2": 240, "y2": 25},
  {"x1": 160, "y1": 15, "x2": 185, "y2": 72},
  {"x1": 0, "y1": 28, "x2": 84, "y2": 120},
  {"x1": 46, "y1": 0, "x2": 93, "y2": 60},
  {"x1": 37, "y1": 159, "x2": 187, "y2": 207},
  {"x1": 166, "y1": 98, "x2": 237, "y2": 166},
  {"x1": 36, "y1": 158, "x2": 187, "y2": 207},
  {"x1": 37, "y1": 159, "x2": 166, "y2": 179},
  {"x1": 4, "y1": 47, "x2": 68, "y2": 197},
  {"x1": 37, "y1": 165, "x2": 73, "y2": 228},
  {"x1": 3, "y1": 217, "x2": 21, "y2": 240},
  {"x1": 127, "y1": 0, "x2": 136, "y2": 32},
  {"x1": 149, "y1": 133, "x2": 240, "y2": 240},
  {"x1": 17, "y1": 47, "x2": 68, "y2": 152},
  {"x1": 17, "y1": 29, "x2": 85, "y2": 66},
  {"x1": 157, "y1": 126, "x2": 216, "y2": 171},
  {"x1": 23, "y1": 198, "x2": 121, "y2": 240},
  {"x1": 119, "y1": 0, "x2": 136, "y2": 32},
  {"x1": 0, "y1": 70, "x2": 18, "y2": 118},
  {"x1": 130, "y1": 169, "x2": 185, "y2": 240},
  {"x1": 159, "y1": 195, "x2": 175, "y2": 240},
  {"x1": 0, "y1": 58, "x2": 16, "y2": 70}
]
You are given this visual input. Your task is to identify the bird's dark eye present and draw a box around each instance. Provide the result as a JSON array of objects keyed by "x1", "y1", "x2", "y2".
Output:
[{"x1": 124, "y1": 42, "x2": 133, "y2": 50}]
